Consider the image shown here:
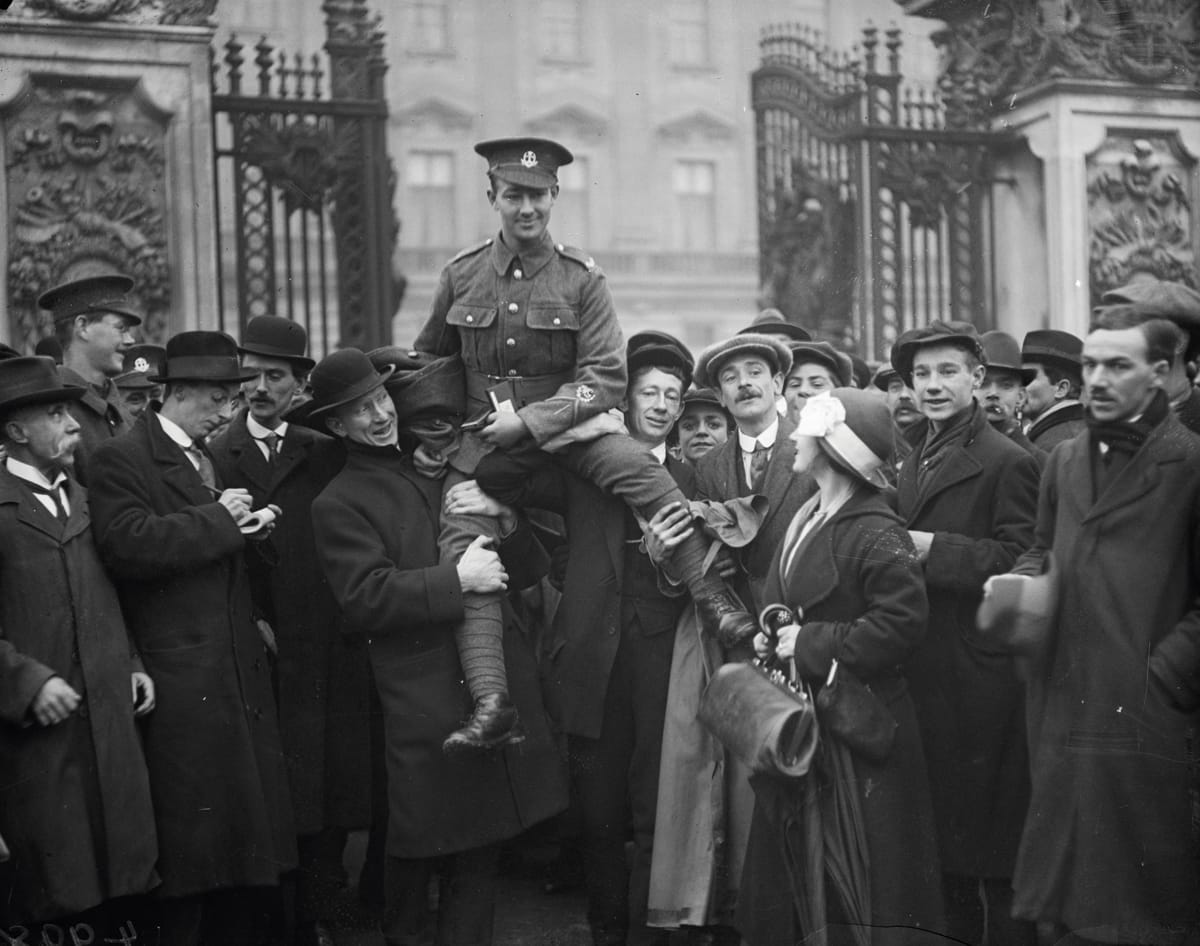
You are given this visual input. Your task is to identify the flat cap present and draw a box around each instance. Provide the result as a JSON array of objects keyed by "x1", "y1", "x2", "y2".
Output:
[
  {"x1": 891, "y1": 320, "x2": 986, "y2": 383},
  {"x1": 1100, "y1": 278, "x2": 1200, "y2": 358},
  {"x1": 694, "y1": 332, "x2": 793, "y2": 389}
]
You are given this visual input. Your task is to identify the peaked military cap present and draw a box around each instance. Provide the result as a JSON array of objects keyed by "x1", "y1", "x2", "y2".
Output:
[
  {"x1": 115, "y1": 344, "x2": 167, "y2": 390},
  {"x1": 475, "y1": 137, "x2": 574, "y2": 189},
  {"x1": 37, "y1": 273, "x2": 142, "y2": 327}
]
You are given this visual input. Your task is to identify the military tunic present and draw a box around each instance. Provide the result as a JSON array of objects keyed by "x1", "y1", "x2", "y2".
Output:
[
  {"x1": 414, "y1": 230, "x2": 625, "y2": 445},
  {"x1": 58, "y1": 366, "x2": 134, "y2": 486}
]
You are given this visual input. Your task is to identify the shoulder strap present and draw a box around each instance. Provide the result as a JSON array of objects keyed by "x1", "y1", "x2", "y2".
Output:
[
  {"x1": 450, "y1": 238, "x2": 492, "y2": 263},
  {"x1": 554, "y1": 242, "x2": 597, "y2": 273}
]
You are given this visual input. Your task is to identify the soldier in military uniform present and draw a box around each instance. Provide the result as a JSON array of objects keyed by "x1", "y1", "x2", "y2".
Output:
[
  {"x1": 415, "y1": 137, "x2": 757, "y2": 751},
  {"x1": 40, "y1": 274, "x2": 140, "y2": 484}
]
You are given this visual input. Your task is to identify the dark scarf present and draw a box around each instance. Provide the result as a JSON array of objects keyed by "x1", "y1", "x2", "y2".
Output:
[
  {"x1": 914, "y1": 402, "x2": 976, "y2": 494},
  {"x1": 1086, "y1": 389, "x2": 1169, "y2": 500}
]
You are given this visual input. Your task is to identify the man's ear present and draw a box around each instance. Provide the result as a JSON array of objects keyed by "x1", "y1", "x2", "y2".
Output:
[
  {"x1": 1151, "y1": 359, "x2": 1171, "y2": 387},
  {"x1": 3, "y1": 419, "x2": 27, "y2": 446},
  {"x1": 771, "y1": 373, "x2": 784, "y2": 397},
  {"x1": 1053, "y1": 377, "x2": 1072, "y2": 400},
  {"x1": 970, "y1": 363, "x2": 987, "y2": 389},
  {"x1": 324, "y1": 415, "x2": 344, "y2": 437}
]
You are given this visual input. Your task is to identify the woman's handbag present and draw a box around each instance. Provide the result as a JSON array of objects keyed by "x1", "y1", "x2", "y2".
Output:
[
  {"x1": 698, "y1": 660, "x2": 819, "y2": 777},
  {"x1": 815, "y1": 659, "x2": 896, "y2": 764}
]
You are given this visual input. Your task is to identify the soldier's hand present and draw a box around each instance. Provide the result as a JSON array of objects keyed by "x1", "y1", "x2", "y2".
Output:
[
  {"x1": 31, "y1": 676, "x2": 81, "y2": 726},
  {"x1": 456, "y1": 534, "x2": 509, "y2": 594},
  {"x1": 643, "y1": 502, "x2": 693, "y2": 565},
  {"x1": 481, "y1": 411, "x2": 530, "y2": 450},
  {"x1": 217, "y1": 488, "x2": 253, "y2": 524},
  {"x1": 413, "y1": 443, "x2": 448, "y2": 479},
  {"x1": 131, "y1": 671, "x2": 156, "y2": 717}
]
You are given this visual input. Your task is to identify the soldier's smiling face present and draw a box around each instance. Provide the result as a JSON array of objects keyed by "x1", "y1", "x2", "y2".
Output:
[{"x1": 489, "y1": 178, "x2": 557, "y2": 251}]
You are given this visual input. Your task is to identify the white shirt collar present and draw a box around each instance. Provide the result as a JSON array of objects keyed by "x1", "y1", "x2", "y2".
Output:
[
  {"x1": 650, "y1": 442, "x2": 668, "y2": 464},
  {"x1": 156, "y1": 411, "x2": 197, "y2": 450},
  {"x1": 246, "y1": 414, "x2": 288, "y2": 440},
  {"x1": 738, "y1": 417, "x2": 779, "y2": 453},
  {"x1": 5, "y1": 457, "x2": 67, "y2": 490}
]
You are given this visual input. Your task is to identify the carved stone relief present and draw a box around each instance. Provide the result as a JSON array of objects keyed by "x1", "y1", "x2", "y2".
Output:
[
  {"x1": 1087, "y1": 134, "x2": 1197, "y2": 304},
  {"x1": 7, "y1": 0, "x2": 217, "y2": 26},
  {"x1": 4, "y1": 82, "x2": 171, "y2": 348}
]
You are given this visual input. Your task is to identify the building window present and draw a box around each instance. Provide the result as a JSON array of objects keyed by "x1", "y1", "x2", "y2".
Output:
[
  {"x1": 667, "y1": 0, "x2": 710, "y2": 68},
  {"x1": 407, "y1": 0, "x2": 450, "y2": 55},
  {"x1": 557, "y1": 157, "x2": 591, "y2": 246},
  {"x1": 674, "y1": 159, "x2": 715, "y2": 251},
  {"x1": 542, "y1": 0, "x2": 584, "y2": 62},
  {"x1": 406, "y1": 150, "x2": 456, "y2": 247}
]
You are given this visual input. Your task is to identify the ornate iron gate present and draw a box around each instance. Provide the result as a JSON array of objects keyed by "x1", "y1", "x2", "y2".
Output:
[
  {"x1": 753, "y1": 25, "x2": 1000, "y2": 362},
  {"x1": 211, "y1": 0, "x2": 397, "y2": 358}
]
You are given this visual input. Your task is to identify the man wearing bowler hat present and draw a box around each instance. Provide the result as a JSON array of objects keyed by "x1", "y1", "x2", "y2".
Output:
[
  {"x1": 979, "y1": 331, "x2": 1046, "y2": 468},
  {"x1": 88, "y1": 331, "x2": 296, "y2": 946},
  {"x1": 415, "y1": 136, "x2": 760, "y2": 751},
  {"x1": 0, "y1": 356, "x2": 158, "y2": 930},
  {"x1": 113, "y1": 343, "x2": 166, "y2": 420},
  {"x1": 308, "y1": 348, "x2": 566, "y2": 946},
  {"x1": 1021, "y1": 329, "x2": 1085, "y2": 450},
  {"x1": 210, "y1": 316, "x2": 369, "y2": 946},
  {"x1": 39, "y1": 274, "x2": 141, "y2": 484}
]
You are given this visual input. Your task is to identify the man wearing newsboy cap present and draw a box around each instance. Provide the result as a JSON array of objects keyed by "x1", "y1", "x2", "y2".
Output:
[
  {"x1": 87, "y1": 331, "x2": 297, "y2": 943},
  {"x1": 0, "y1": 356, "x2": 157, "y2": 929},
  {"x1": 39, "y1": 274, "x2": 141, "y2": 484}
]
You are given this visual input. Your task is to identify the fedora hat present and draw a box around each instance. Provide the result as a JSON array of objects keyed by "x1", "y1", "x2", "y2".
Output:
[
  {"x1": 694, "y1": 332, "x2": 793, "y2": 389},
  {"x1": 794, "y1": 388, "x2": 892, "y2": 489},
  {"x1": 1021, "y1": 329, "x2": 1082, "y2": 373},
  {"x1": 627, "y1": 330, "x2": 694, "y2": 390},
  {"x1": 37, "y1": 273, "x2": 143, "y2": 327},
  {"x1": 308, "y1": 348, "x2": 395, "y2": 418},
  {"x1": 114, "y1": 344, "x2": 167, "y2": 390},
  {"x1": 981, "y1": 331, "x2": 1036, "y2": 385},
  {"x1": 369, "y1": 347, "x2": 466, "y2": 425},
  {"x1": 788, "y1": 341, "x2": 853, "y2": 388},
  {"x1": 237, "y1": 315, "x2": 315, "y2": 372},
  {"x1": 153, "y1": 332, "x2": 258, "y2": 384},
  {"x1": 0, "y1": 356, "x2": 86, "y2": 413},
  {"x1": 737, "y1": 308, "x2": 812, "y2": 343},
  {"x1": 891, "y1": 320, "x2": 986, "y2": 384}
]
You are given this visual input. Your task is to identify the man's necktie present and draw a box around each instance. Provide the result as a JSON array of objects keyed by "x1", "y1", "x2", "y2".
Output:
[
  {"x1": 749, "y1": 440, "x2": 770, "y2": 493},
  {"x1": 190, "y1": 442, "x2": 217, "y2": 490},
  {"x1": 257, "y1": 432, "x2": 280, "y2": 464},
  {"x1": 28, "y1": 481, "x2": 69, "y2": 524}
]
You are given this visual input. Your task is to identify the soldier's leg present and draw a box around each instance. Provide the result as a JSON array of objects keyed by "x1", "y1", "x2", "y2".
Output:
[
  {"x1": 562, "y1": 433, "x2": 757, "y2": 645},
  {"x1": 438, "y1": 469, "x2": 522, "y2": 753}
]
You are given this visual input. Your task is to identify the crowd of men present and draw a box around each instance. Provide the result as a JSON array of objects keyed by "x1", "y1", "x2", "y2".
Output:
[{"x1": 1, "y1": 133, "x2": 1199, "y2": 946}]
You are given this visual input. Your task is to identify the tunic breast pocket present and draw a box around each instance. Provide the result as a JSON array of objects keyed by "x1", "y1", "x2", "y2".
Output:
[
  {"x1": 446, "y1": 304, "x2": 497, "y2": 369},
  {"x1": 524, "y1": 306, "x2": 579, "y2": 375}
]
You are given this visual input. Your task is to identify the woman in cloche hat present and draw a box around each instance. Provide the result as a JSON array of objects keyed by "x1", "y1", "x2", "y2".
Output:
[{"x1": 738, "y1": 388, "x2": 944, "y2": 946}]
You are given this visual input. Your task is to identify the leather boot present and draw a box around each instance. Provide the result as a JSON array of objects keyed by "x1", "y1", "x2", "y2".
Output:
[
  {"x1": 442, "y1": 693, "x2": 525, "y2": 754},
  {"x1": 695, "y1": 587, "x2": 757, "y2": 650}
]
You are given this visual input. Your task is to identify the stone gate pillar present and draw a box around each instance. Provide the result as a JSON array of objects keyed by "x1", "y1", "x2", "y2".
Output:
[
  {"x1": 0, "y1": 0, "x2": 220, "y2": 349},
  {"x1": 901, "y1": 0, "x2": 1200, "y2": 339}
]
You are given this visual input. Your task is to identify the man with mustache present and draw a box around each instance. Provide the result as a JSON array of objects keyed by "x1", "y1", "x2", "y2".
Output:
[
  {"x1": 871, "y1": 363, "x2": 921, "y2": 478},
  {"x1": 891, "y1": 321, "x2": 1040, "y2": 946},
  {"x1": 997, "y1": 307, "x2": 1200, "y2": 945},
  {"x1": 40, "y1": 274, "x2": 141, "y2": 484},
  {"x1": 979, "y1": 331, "x2": 1046, "y2": 468}
]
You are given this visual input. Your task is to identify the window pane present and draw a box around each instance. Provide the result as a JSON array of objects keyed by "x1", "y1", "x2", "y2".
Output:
[
  {"x1": 674, "y1": 159, "x2": 715, "y2": 250},
  {"x1": 668, "y1": 0, "x2": 709, "y2": 66},
  {"x1": 542, "y1": 0, "x2": 582, "y2": 60},
  {"x1": 409, "y1": 0, "x2": 449, "y2": 53},
  {"x1": 406, "y1": 150, "x2": 456, "y2": 246}
]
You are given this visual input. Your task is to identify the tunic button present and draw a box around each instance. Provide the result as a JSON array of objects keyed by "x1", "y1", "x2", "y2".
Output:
[
  {"x1": 466, "y1": 315, "x2": 474, "y2": 323},
  {"x1": 508, "y1": 303, "x2": 519, "y2": 314},
  {"x1": 513, "y1": 269, "x2": 523, "y2": 280},
  {"x1": 553, "y1": 317, "x2": 562, "y2": 325},
  {"x1": 506, "y1": 338, "x2": 516, "y2": 347},
  {"x1": 507, "y1": 369, "x2": 518, "y2": 377}
]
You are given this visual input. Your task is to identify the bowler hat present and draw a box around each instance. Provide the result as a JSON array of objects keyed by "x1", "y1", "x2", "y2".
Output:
[
  {"x1": 737, "y1": 308, "x2": 812, "y2": 343},
  {"x1": 370, "y1": 348, "x2": 466, "y2": 425},
  {"x1": 0, "y1": 356, "x2": 86, "y2": 413},
  {"x1": 153, "y1": 332, "x2": 258, "y2": 384},
  {"x1": 891, "y1": 320, "x2": 986, "y2": 384},
  {"x1": 788, "y1": 341, "x2": 852, "y2": 388},
  {"x1": 475, "y1": 137, "x2": 573, "y2": 189},
  {"x1": 694, "y1": 333, "x2": 793, "y2": 390},
  {"x1": 1100, "y1": 279, "x2": 1200, "y2": 358},
  {"x1": 308, "y1": 348, "x2": 395, "y2": 418},
  {"x1": 115, "y1": 344, "x2": 167, "y2": 390},
  {"x1": 32, "y1": 338, "x2": 61, "y2": 363},
  {"x1": 795, "y1": 388, "x2": 892, "y2": 489},
  {"x1": 627, "y1": 331, "x2": 694, "y2": 390},
  {"x1": 1021, "y1": 329, "x2": 1082, "y2": 374},
  {"x1": 37, "y1": 274, "x2": 142, "y2": 327},
  {"x1": 237, "y1": 315, "x2": 315, "y2": 372},
  {"x1": 981, "y1": 331, "x2": 1036, "y2": 385}
]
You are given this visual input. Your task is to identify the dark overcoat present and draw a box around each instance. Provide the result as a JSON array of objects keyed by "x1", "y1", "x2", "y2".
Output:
[
  {"x1": 1026, "y1": 401, "x2": 1085, "y2": 451},
  {"x1": 529, "y1": 455, "x2": 695, "y2": 738},
  {"x1": 311, "y1": 441, "x2": 567, "y2": 859},
  {"x1": 88, "y1": 411, "x2": 297, "y2": 898},
  {"x1": 897, "y1": 404, "x2": 1040, "y2": 878},
  {"x1": 1010, "y1": 412, "x2": 1200, "y2": 943},
  {"x1": 738, "y1": 489, "x2": 944, "y2": 946},
  {"x1": 0, "y1": 469, "x2": 157, "y2": 922},
  {"x1": 209, "y1": 412, "x2": 371, "y2": 834}
]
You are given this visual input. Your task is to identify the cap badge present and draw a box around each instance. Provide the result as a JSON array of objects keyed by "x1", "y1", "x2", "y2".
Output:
[
  {"x1": 576, "y1": 384, "x2": 595, "y2": 403},
  {"x1": 521, "y1": 150, "x2": 538, "y2": 168},
  {"x1": 134, "y1": 357, "x2": 150, "y2": 373}
]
